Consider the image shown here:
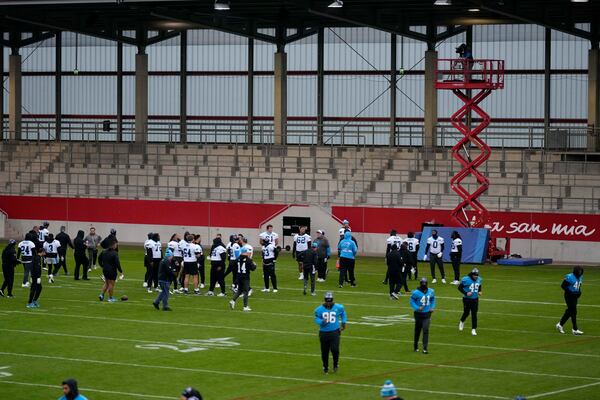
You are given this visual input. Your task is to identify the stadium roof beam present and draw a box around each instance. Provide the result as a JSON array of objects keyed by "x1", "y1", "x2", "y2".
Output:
[
  {"x1": 4, "y1": 15, "x2": 137, "y2": 46},
  {"x1": 284, "y1": 27, "x2": 320, "y2": 45},
  {"x1": 0, "y1": 31, "x2": 55, "y2": 50},
  {"x1": 150, "y1": 11, "x2": 279, "y2": 44},
  {"x1": 475, "y1": 0, "x2": 594, "y2": 41},
  {"x1": 308, "y1": 7, "x2": 467, "y2": 44}
]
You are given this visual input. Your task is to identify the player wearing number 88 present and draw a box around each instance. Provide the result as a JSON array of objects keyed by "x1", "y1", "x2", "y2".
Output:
[
  {"x1": 458, "y1": 268, "x2": 482, "y2": 336},
  {"x1": 314, "y1": 291, "x2": 347, "y2": 374},
  {"x1": 410, "y1": 277, "x2": 436, "y2": 354}
]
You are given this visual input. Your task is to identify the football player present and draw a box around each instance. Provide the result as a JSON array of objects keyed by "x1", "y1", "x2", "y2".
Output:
[
  {"x1": 43, "y1": 234, "x2": 61, "y2": 283},
  {"x1": 180, "y1": 234, "x2": 201, "y2": 295},
  {"x1": 410, "y1": 277, "x2": 436, "y2": 354},
  {"x1": 384, "y1": 229, "x2": 403, "y2": 284},
  {"x1": 314, "y1": 291, "x2": 346, "y2": 374},
  {"x1": 17, "y1": 235, "x2": 36, "y2": 287},
  {"x1": 450, "y1": 231, "x2": 463, "y2": 285},
  {"x1": 404, "y1": 232, "x2": 419, "y2": 280},
  {"x1": 556, "y1": 266, "x2": 584, "y2": 335},
  {"x1": 259, "y1": 224, "x2": 279, "y2": 246},
  {"x1": 207, "y1": 237, "x2": 227, "y2": 296},
  {"x1": 458, "y1": 268, "x2": 482, "y2": 336},
  {"x1": 261, "y1": 238, "x2": 279, "y2": 293},
  {"x1": 423, "y1": 230, "x2": 445, "y2": 284},
  {"x1": 292, "y1": 226, "x2": 311, "y2": 280},
  {"x1": 229, "y1": 248, "x2": 256, "y2": 311}
]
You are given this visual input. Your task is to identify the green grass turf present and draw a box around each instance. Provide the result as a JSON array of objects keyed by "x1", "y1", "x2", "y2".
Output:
[{"x1": 0, "y1": 245, "x2": 599, "y2": 400}]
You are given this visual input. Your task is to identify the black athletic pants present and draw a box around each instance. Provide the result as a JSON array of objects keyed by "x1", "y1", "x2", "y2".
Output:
[
  {"x1": 263, "y1": 262, "x2": 277, "y2": 290},
  {"x1": 429, "y1": 255, "x2": 445, "y2": 280},
  {"x1": 400, "y1": 267, "x2": 409, "y2": 293},
  {"x1": 319, "y1": 330, "x2": 340, "y2": 370},
  {"x1": 1, "y1": 264, "x2": 15, "y2": 296},
  {"x1": 303, "y1": 265, "x2": 316, "y2": 294},
  {"x1": 232, "y1": 278, "x2": 250, "y2": 307},
  {"x1": 388, "y1": 271, "x2": 401, "y2": 295},
  {"x1": 408, "y1": 252, "x2": 418, "y2": 279},
  {"x1": 460, "y1": 298, "x2": 479, "y2": 329},
  {"x1": 450, "y1": 253, "x2": 461, "y2": 281},
  {"x1": 87, "y1": 249, "x2": 98, "y2": 268},
  {"x1": 559, "y1": 292, "x2": 580, "y2": 331},
  {"x1": 57, "y1": 248, "x2": 68, "y2": 274},
  {"x1": 74, "y1": 254, "x2": 88, "y2": 280},
  {"x1": 28, "y1": 281, "x2": 42, "y2": 304},
  {"x1": 198, "y1": 258, "x2": 206, "y2": 285},
  {"x1": 317, "y1": 257, "x2": 328, "y2": 280},
  {"x1": 22, "y1": 262, "x2": 32, "y2": 285},
  {"x1": 338, "y1": 258, "x2": 355, "y2": 286},
  {"x1": 225, "y1": 260, "x2": 238, "y2": 287},
  {"x1": 414, "y1": 312, "x2": 432, "y2": 351},
  {"x1": 209, "y1": 261, "x2": 225, "y2": 294},
  {"x1": 148, "y1": 259, "x2": 160, "y2": 289}
]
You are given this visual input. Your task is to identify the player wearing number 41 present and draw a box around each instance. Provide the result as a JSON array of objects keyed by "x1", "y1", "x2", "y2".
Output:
[
  {"x1": 410, "y1": 277, "x2": 436, "y2": 354},
  {"x1": 458, "y1": 268, "x2": 482, "y2": 336},
  {"x1": 314, "y1": 291, "x2": 347, "y2": 374},
  {"x1": 423, "y1": 230, "x2": 446, "y2": 284},
  {"x1": 556, "y1": 266, "x2": 584, "y2": 335},
  {"x1": 229, "y1": 248, "x2": 256, "y2": 311}
]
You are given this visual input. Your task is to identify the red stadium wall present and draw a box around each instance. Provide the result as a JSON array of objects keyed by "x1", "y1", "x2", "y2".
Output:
[
  {"x1": 0, "y1": 195, "x2": 287, "y2": 229},
  {"x1": 331, "y1": 206, "x2": 600, "y2": 242}
]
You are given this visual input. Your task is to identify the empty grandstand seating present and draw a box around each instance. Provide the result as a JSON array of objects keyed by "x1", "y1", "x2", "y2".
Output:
[{"x1": 1, "y1": 141, "x2": 599, "y2": 213}]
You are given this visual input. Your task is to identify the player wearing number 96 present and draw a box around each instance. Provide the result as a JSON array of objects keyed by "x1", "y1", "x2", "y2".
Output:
[
  {"x1": 314, "y1": 291, "x2": 347, "y2": 374},
  {"x1": 556, "y1": 266, "x2": 584, "y2": 335},
  {"x1": 410, "y1": 277, "x2": 435, "y2": 354}
]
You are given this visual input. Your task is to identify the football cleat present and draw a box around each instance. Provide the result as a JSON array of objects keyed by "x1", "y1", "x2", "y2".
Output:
[
  {"x1": 451, "y1": 280, "x2": 460, "y2": 285},
  {"x1": 441, "y1": 278, "x2": 447, "y2": 284},
  {"x1": 248, "y1": 289, "x2": 253, "y2": 297},
  {"x1": 206, "y1": 291, "x2": 215, "y2": 296},
  {"x1": 143, "y1": 282, "x2": 148, "y2": 288},
  {"x1": 471, "y1": 329, "x2": 477, "y2": 336},
  {"x1": 194, "y1": 289, "x2": 201, "y2": 295},
  {"x1": 98, "y1": 294, "x2": 104, "y2": 301},
  {"x1": 422, "y1": 349, "x2": 429, "y2": 354},
  {"x1": 311, "y1": 292, "x2": 316, "y2": 296},
  {"x1": 572, "y1": 329, "x2": 584, "y2": 335},
  {"x1": 153, "y1": 302, "x2": 159, "y2": 310},
  {"x1": 108, "y1": 297, "x2": 117, "y2": 303},
  {"x1": 243, "y1": 306, "x2": 252, "y2": 312},
  {"x1": 48, "y1": 275, "x2": 54, "y2": 283},
  {"x1": 556, "y1": 323, "x2": 565, "y2": 334},
  {"x1": 26, "y1": 303, "x2": 35, "y2": 308},
  {"x1": 272, "y1": 289, "x2": 278, "y2": 293},
  {"x1": 22, "y1": 283, "x2": 30, "y2": 288},
  {"x1": 431, "y1": 279, "x2": 437, "y2": 284},
  {"x1": 147, "y1": 288, "x2": 153, "y2": 293},
  {"x1": 333, "y1": 367, "x2": 338, "y2": 374},
  {"x1": 217, "y1": 293, "x2": 226, "y2": 297},
  {"x1": 215, "y1": 283, "x2": 220, "y2": 288},
  {"x1": 459, "y1": 321, "x2": 464, "y2": 331},
  {"x1": 261, "y1": 288, "x2": 270, "y2": 292},
  {"x1": 229, "y1": 300, "x2": 235, "y2": 309},
  {"x1": 200, "y1": 283, "x2": 205, "y2": 289},
  {"x1": 298, "y1": 273, "x2": 304, "y2": 280}
]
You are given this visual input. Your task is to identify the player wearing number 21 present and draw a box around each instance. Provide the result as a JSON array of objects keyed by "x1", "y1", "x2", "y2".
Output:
[
  {"x1": 314, "y1": 291, "x2": 347, "y2": 374},
  {"x1": 410, "y1": 277, "x2": 436, "y2": 354}
]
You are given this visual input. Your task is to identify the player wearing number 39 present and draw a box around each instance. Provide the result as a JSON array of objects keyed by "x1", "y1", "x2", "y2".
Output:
[
  {"x1": 410, "y1": 277, "x2": 435, "y2": 354},
  {"x1": 458, "y1": 268, "x2": 482, "y2": 336},
  {"x1": 556, "y1": 266, "x2": 584, "y2": 335},
  {"x1": 314, "y1": 291, "x2": 347, "y2": 374}
]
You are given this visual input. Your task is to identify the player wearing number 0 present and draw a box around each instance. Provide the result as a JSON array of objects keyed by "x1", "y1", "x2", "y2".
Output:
[
  {"x1": 556, "y1": 266, "x2": 584, "y2": 335},
  {"x1": 423, "y1": 230, "x2": 446, "y2": 284},
  {"x1": 314, "y1": 291, "x2": 346, "y2": 374},
  {"x1": 410, "y1": 277, "x2": 436, "y2": 353},
  {"x1": 458, "y1": 268, "x2": 482, "y2": 336}
]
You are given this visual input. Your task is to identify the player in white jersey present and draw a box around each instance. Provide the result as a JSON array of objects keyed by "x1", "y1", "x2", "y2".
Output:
[
  {"x1": 424, "y1": 230, "x2": 446, "y2": 284},
  {"x1": 147, "y1": 233, "x2": 162, "y2": 292},
  {"x1": 259, "y1": 224, "x2": 279, "y2": 246},
  {"x1": 338, "y1": 219, "x2": 351, "y2": 239},
  {"x1": 193, "y1": 234, "x2": 205, "y2": 289},
  {"x1": 292, "y1": 226, "x2": 311, "y2": 280},
  {"x1": 38, "y1": 221, "x2": 50, "y2": 244},
  {"x1": 261, "y1": 238, "x2": 279, "y2": 292},
  {"x1": 43, "y1": 234, "x2": 61, "y2": 283},
  {"x1": 404, "y1": 232, "x2": 420, "y2": 280},
  {"x1": 207, "y1": 237, "x2": 227, "y2": 296},
  {"x1": 143, "y1": 233, "x2": 154, "y2": 288},
  {"x1": 384, "y1": 230, "x2": 404, "y2": 284},
  {"x1": 450, "y1": 231, "x2": 463, "y2": 285},
  {"x1": 17, "y1": 237, "x2": 36, "y2": 287},
  {"x1": 180, "y1": 234, "x2": 201, "y2": 295},
  {"x1": 168, "y1": 233, "x2": 183, "y2": 292}
]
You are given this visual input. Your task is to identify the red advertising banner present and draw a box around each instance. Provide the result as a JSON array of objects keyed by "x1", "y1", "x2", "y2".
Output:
[{"x1": 332, "y1": 206, "x2": 600, "y2": 242}]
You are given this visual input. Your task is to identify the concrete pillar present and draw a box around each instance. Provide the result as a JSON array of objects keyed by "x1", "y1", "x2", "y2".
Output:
[
  {"x1": 588, "y1": 48, "x2": 600, "y2": 152},
  {"x1": 8, "y1": 54, "x2": 22, "y2": 140},
  {"x1": 390, "y1": 34, "x2": 397, "y2": 147},
  {"x1": 274, "y1": 50, "x2": 287, "y2": 145},
  {"x1": 135, "y1": 51, "x2": 148, "y2": 144},
  {"x1": 423, "y1": 50, "x2": 438, "y2": 148}
]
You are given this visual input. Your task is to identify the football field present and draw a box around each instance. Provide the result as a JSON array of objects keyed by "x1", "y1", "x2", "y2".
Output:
[{"x1": 0, "y1": 246, "x2": 599, "y2": 400}]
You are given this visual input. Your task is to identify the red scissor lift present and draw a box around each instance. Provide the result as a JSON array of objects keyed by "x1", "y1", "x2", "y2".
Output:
[{"x1": 435, "y1": 59, "x2": 509, "y2": 260}]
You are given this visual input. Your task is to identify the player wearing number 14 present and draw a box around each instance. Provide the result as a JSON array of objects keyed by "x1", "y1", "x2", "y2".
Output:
[{"x1": 314, "y1": 291, "x2": 347, "y2": 374}]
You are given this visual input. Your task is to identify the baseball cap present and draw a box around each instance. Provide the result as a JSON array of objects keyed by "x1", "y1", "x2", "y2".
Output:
[
  {"x1": 342, "y1": 219, "x2": 349, "y2": 224},
  {"x1": 380, "y1": 380, "x2": 397, "y2": 397},
  {"x1": 316, "y1": 229, "x2": 324, "y2": 235},
  {"x1": 312, "y1": 242, "x2": 318, "y2": 248}
]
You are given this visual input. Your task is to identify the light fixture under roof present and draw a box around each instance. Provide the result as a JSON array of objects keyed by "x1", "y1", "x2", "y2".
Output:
[
  {"x1": 328, "y1": 0, "x2": 343, "y2": 8},
  {"x1": 434, "y1": 0, "x2": 451, "y2": 5},
  {"x1": 570, "y1": 0, "x2": 589, "y2": 3},
  {"x1": 468, "y1": 8, "x2": 480, "y2": 12},
  {"x1": 214, "y1": 0, "x2": 230, "y2": 10}
]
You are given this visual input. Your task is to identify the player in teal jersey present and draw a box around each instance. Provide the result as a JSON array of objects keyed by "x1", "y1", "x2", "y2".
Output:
[
  {"x1": 409, "y1": 277, "x2": 436, "y2": 353},
  {"x1": 314, "y1": 291, "x2": 347, "y2": 374}
]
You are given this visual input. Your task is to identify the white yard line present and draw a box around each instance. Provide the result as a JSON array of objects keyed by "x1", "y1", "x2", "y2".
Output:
[
  {"x1": 527, "y1": 381, "x2": 600, "y2": 399},
  {"x1": 1, "y1": 328, "x2": 598, "y2": 382},
  {"x1": 0, "y1": 380, "x2": 174, "y2": 399},
  {"x1": 6, "y1": 310, "x2": 600, "y2": 358},
  {"x1": 0, "y1": 351, "x2": 508, "y2": 399}
]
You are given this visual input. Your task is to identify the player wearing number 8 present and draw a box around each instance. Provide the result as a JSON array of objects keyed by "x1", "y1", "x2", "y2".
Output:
[
  {"x1": 458, "y1": 268, "x2": 482, "y2": 336},
  {"x1": 409, "y1": 277, "x2": 435, "y2": 354},
  {"x1": 556, "y1": 266, "x2": 584, "y2": 335},
  {"x1": 314, "y1": 291, "x2": 347, "y2": 374}
]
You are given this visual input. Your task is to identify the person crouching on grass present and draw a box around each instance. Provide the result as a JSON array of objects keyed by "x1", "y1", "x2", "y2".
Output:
[
  {"x1": 98, "y1": 239, "x2": 123, "y2": 303},
  {"x1": 153, "y1": 249, "x2": 176, "y2": 311}
]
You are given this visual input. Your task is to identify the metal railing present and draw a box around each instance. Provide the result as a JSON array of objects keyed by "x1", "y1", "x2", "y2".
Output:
[{"x1": 2, "y1": 118, "x2": 597, "y2": 151}]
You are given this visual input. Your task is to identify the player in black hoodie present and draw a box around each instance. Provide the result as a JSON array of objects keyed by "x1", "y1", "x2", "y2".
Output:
[
  {"x1": 1, "y1": 240, "x2": 21, "y2": 297},
  {"x1": 26, "y1": 247, "x2": 45, "y2": 308},
  {"x1": 303, "y1": 242, "x2": 319, "y2": 296},
  {"x1": 73, "y1": 230, "x2": 89, "y2": 280}
]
